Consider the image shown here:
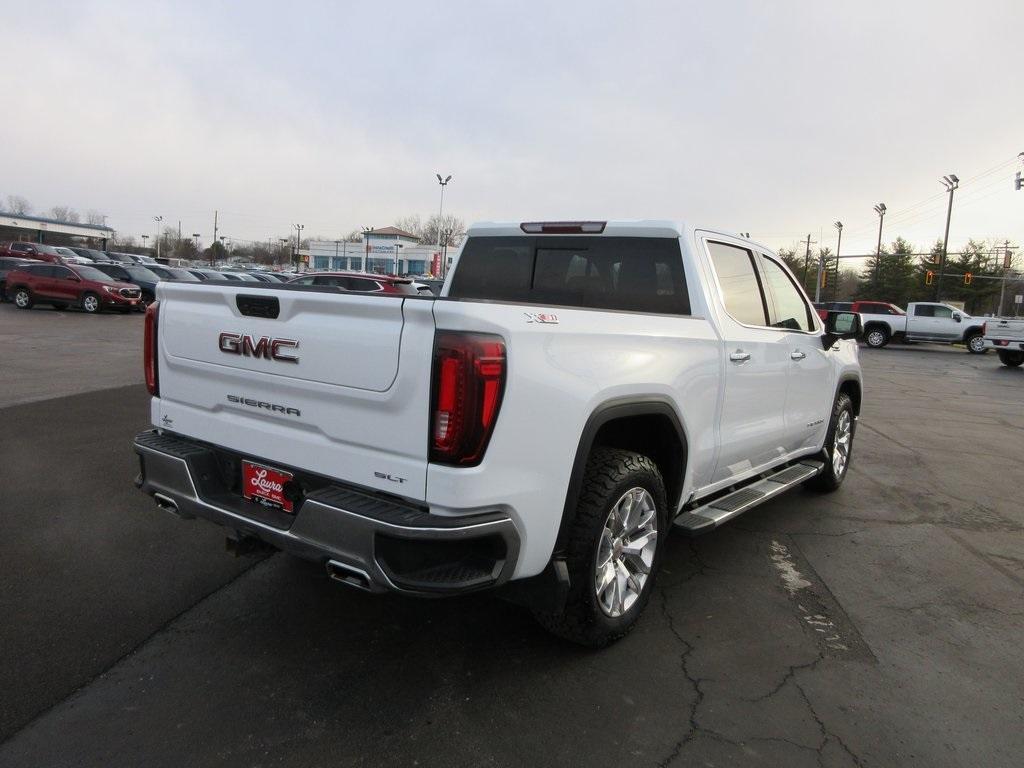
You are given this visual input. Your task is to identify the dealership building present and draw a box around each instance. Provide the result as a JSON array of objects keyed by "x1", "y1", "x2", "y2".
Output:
[
  {"x1": 308, "y1": 227, "x2": 441, "y2": 276},
  {"x1": 0, "y1": 210, "x2": 114, "y2": 248}
]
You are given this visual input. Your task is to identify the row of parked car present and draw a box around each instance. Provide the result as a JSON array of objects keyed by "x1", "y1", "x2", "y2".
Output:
[
  {"x1": 0, "y1": 242, "x2": 310, "y2": 313},
  {"x1": 0, "y1": 241, "x2": 448, "y2": 314}
]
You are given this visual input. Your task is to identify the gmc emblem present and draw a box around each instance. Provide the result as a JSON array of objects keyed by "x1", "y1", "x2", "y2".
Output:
[{"x1": 219, "y1": 332, "x2": 299, "y2": 363}]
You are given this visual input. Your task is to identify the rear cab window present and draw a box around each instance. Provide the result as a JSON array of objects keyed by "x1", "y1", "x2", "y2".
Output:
[{"x1": 449, "y1": 236, "x2": 690, "y2": 314}]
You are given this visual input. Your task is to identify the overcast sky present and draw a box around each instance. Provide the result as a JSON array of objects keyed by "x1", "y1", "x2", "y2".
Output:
[{"x1": 3, "y1": 0, "x2": 1022, "y2": 260}]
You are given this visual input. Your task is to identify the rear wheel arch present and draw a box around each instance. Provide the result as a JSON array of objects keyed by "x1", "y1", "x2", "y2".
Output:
[{"x1": 556, "y1": 399, "x2": 688, "y2": 555}]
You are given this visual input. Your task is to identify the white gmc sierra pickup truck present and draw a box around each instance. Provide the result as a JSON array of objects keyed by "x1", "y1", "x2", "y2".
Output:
[{"x1": 134, "y1": 221, "x2": 863, "y2": 646}]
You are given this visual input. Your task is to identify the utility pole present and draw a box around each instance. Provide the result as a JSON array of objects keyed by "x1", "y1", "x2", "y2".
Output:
[
  {"x1": 212, "y1": 210, "x2": 219, "y2": 264},
  {"x1": 935, "y1": 174, "x2": 959, "y2": 301},
  {"x1": 997, "y1": 240, "x2": 1018, "y2": 316},
  {"x1": 873, "y1": 203, "x2": 886, "y2": 284},
  {"x1": 801, "y1": 233, "x2": 817, "y2": 287}
]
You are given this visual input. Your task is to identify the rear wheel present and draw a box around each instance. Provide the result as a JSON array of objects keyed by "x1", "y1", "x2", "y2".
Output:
[
  {"x1": 533, "y1": 448, "x2": 667, "y2": 647},
  {"x1": 966, "y1": 333, "x2": 986, "y2": 354},
  {"x1": 997, "y1": 350, "x2": 1024, "y2": 367},
  {"x1": 864, "y1": 326, "x2": 889, "y2": 349},
  {"x1": 13, "y1": 288, "x2": 33, "y2": 309},
  {"x1": 81, "y1": 292, "x2": 102, "y2": 314},
  {"x1": 805, "y1": 393, "x2": 855, "y2": 493}
]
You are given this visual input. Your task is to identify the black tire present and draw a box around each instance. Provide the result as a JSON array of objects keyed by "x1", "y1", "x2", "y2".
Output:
[
  {"x1": 997, "y1": 350, "x2": 1024, "y2": 368},
  {"x1": 863, "y1": 325, "x2": 889, "y2": 349},
  {"x1": 81, "y1": 292, "x2": 102, "y2": 314},
  {"x1": 804, "y1": 393, "x2": 855, "y2": 493},
  {"x1": 533, "y1": 448, "x2": 669, "y2": 647},
  {"x1": 965, "y1": 332, "x2": 986, "y2": 355},
  {"x1": 12, "y1": 288, "x2": 33, "y2": 310}
]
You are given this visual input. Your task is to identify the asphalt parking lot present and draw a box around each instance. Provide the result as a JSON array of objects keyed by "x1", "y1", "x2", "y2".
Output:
[{"x1": 1, "y1": 302, "x2": 1022, "y2": 768}]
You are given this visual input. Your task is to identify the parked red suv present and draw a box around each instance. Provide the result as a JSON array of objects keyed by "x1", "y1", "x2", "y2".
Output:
[
  {"x1": 0, "y1": 242, "x2": 68, "y2": 263},
  {"x1": 6, "y1": 262, "x2": 142, "y2": 313},
  {"x1": 286, "y1": 271, "x2": 420, "y2": 295}
]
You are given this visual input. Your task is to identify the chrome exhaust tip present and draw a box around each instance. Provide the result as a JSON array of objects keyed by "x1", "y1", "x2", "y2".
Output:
[
  {"x1": 325, "y1": 560, "x2": 372, "y2": 591},
  {"x1": 153, "y1": 492, "x2": 193, "y2": 519}
]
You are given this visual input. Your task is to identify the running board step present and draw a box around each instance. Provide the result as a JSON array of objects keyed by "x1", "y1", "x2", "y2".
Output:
[{"x1": 674, "y1": 460, "x2": 824, "y2": 534}]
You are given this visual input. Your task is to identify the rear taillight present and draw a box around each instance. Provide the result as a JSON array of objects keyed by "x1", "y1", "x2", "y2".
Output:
[
  {"x1": 430, "y1": 332, "x2": 506, "y2": 466},
  {"x1": 144, "y1": 300, "x2": 160, "y2": 396}
]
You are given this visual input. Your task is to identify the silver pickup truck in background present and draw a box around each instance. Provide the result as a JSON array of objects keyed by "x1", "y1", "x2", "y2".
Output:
[
  {"x1": 860, "y1": 301, "x2": 987, "y2": 353},
  {"x1": 983, "y1": 318, "x2": 1024, "y2": 367}
]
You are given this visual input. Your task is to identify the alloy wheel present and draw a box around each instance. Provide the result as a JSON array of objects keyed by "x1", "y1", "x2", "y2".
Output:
[
  {"x1": 594, "y1": 487, "x2": 658, "y2": 618},
  {"x1": 832, "y1": 410, "x2": 852, "y2": 477}
]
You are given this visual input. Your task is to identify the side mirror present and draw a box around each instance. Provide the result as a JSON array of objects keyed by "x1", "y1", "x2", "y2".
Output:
[
  {"x1": 822, "y1": 311, "x2": 861, "y2": 349},
  {"x1": 952, "y1": 312, "x2": 962, "y2": 322}
]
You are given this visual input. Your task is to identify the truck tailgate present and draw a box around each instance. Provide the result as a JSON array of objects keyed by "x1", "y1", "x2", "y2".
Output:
[{"x1": 153, "y1": 283, "x2": 436, "y2": 499}]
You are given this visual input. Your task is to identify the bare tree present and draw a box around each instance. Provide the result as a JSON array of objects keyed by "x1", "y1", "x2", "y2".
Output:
[
  {"x1": 48, "y1": 206, "x2": 81, "y2": 223},
  {"x1": 344, "y1": 229, "x2": 362, "y2": 242},
  {"x1": 6, "y1": 195, "x2": 32, "y2": 215},
  {"x1": 393, "y1": 215, "x2": 424, "y2": 239},
  {"x1": 85, "y1": 210, "x2": 107, "y2": 226},
  {"x1": 422, "y1": 213, "x2": 466, "y2": 248}
]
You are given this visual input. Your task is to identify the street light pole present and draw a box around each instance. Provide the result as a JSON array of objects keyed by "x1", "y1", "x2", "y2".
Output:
[
  {"x1": 362, "y1": 227, "x2": 373, "y2": 273},
  {"x1": 278, "y1": 238, "x2": 288, "y2": 269},
  {"x1": 394, "y1": 242, "x2": 403, "y2": 275},
  {"x1": 935, "y1": 174, "x2": 959, "y2": 302},
  {"x1": 293, "y1": 224, "x2": 304, "y2": 271},
  {"x1": 153, "y1": 215, "x2": 163, "y2": 261},
  {"x1": 334, "y1": 239, "x2": 341, "y2": 270},
  {"x1": 873, "y1": 203, "x2": 886, "y2": 284},
  {"x1": 435, "y1": 173, "x2": 452, "y2": 275},
  {"x1": 833, "y1": 221, "x2": 843, "y2": 302},
  {"x1": 192, "y1": 233, "x2": 202, "y2": 262}
]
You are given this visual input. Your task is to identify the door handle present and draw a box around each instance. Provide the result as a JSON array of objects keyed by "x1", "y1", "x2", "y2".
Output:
[
  {"x1": 791, "y1": 350, "x2": 806, "y2": 361},
  {"x1": 729, "y1": 350, "x2": 751, "y2": 363}
]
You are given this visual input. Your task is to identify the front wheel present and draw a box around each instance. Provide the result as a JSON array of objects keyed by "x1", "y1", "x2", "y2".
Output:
[
  {"x1": 997, "y1": 350, "x2": 1024, "y2": 367},
  {"x1": 81, "y1": 292, "x2": 102, "y2": 314},
  {"x1": 966, "y1": 333, "x2": 986, "y2": 354},
  {"x1": 13, "y1": 288, "x2": 33, "y2": 309},
  {"x1": 805, "y1": 393, "x2": 855, "y2": 493},
  {"x1": 533, "y1": 448, "x2": 667, "y2": 647},
  {"x1": 864, "y1": 326, "x2": 889, "y2": 349}
]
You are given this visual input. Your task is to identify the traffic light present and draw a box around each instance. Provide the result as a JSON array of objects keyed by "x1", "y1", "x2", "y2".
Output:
[
  {"x1": 964, "y1": 272, "x2": 973, "y2": 285},
  {"x1": 925, "y1": 270, "x2": 934, "y2": 285}
]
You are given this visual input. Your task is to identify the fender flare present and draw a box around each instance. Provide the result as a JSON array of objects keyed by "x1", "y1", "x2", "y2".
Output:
[
  {"x1": 835, "y1": 373, "x2": 862, "y2": 416},
  {"x1": 554, "y1": 396, "x2": 688, "y2": 556},
  {"x1": 962, "y1": 325, "x2": 985, "y2": 342}
]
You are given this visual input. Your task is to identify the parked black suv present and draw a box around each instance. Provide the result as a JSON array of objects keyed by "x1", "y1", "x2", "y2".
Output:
[{"x1": 91, "y1": 263, "x2": 162, "y2": 307}]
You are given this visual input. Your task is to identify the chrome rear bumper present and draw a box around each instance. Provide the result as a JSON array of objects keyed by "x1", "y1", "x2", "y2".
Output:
[{"x1": 133, "y1": 430, "x2": 520, "y2": 595}]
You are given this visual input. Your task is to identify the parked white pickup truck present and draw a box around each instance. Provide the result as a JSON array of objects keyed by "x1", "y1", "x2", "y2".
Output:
[
  {"x1": 133, "y1": 221, "x2": 863, "y2": 646},
  {"x1": 860, "y1": 301, "x2": 987, "y2": 353},
  {"x1": 984, "y1": 317, "x2": 1024, "y2": 367}
]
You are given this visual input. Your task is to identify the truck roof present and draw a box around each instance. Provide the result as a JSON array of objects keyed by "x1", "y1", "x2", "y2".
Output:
[{"x1": 464, "y1": 220, "x2": 773, "y2": 252}]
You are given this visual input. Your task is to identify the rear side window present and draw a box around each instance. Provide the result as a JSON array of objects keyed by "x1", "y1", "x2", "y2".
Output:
[
  {"x1": 707, "y1": 242, "x2": 767, "y2": 326},
  {"x1": 914, "y1": 305, "x2": 934, "y2": 317},
  {"x1": 449, "y1": 236, "x2": 690, "y2": 314}
]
